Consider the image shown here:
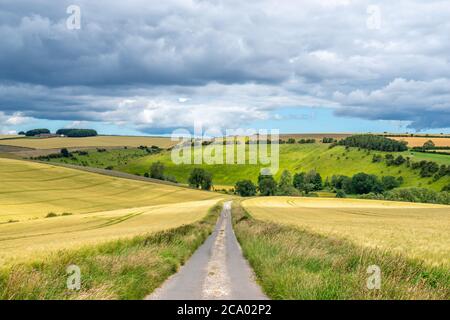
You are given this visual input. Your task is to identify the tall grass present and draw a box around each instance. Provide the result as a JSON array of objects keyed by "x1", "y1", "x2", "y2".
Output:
[
  {"x1": 232, "y1": 202, "x2": 449, "y2": 300},
  {"x1": 0, "y1": 203, "x2": 222, "y2": 300}
]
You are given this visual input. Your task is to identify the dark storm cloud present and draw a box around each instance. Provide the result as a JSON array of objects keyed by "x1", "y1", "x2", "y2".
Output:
[{"x1": 0, "y1": 0, "x2": 449, "y2": 131}]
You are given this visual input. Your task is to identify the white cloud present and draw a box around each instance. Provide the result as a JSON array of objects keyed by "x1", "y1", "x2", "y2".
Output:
[{"x1": 0, "y1": 0, "x2": 449, "y2": 131}]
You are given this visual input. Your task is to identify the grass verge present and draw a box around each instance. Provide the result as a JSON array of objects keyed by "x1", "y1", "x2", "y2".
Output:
[
  {"x1": 232, "y1": 201, "x2": 449, "y2": 300},
  {"x1": 0, "y1": 203, "x2": 222, "y2": 300}
]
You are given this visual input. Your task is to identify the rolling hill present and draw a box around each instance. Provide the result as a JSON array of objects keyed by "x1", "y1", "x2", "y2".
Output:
[
  {"x1": 115, "y1": 144, "x2": 450, "y2": 191},
  {"x1": 0, "y1": 158, "x2": 225, "y2": 264}
]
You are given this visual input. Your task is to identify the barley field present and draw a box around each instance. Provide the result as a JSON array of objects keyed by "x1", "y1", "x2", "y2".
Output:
[
  {"x1": 242, "y1": 197, "x2": 450, "y2": 267},
  {"x1": 0, "y1": 135, "x2": 175, "y2": 149}
]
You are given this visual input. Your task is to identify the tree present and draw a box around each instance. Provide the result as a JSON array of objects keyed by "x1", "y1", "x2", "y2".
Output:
[
  {"x1": 287, "y1": 138, "x2": 296, "y2": 144},
  {"x1": 305, "y1": 170, "x2": 322, "y2": 191},
  {"x1": 258, "y1": 174, "x2": 277, "y2": 196},
  {"x1": 423, "y1": 140, "x2": 435, "y2": 150},
  {"x1": 150, "y1": 161, "x2": 165, "y2": 180},
  {"x1": 18, "y1": 131, "x2": 25, "y2": 135},
  {"x1": 351, "y1": 173, "x2": 384, "y2": 194},
  {"x1": 381, "y1": 176, "x2": 401, "y2": 190},
  {"x1": 188, "y1": 168, "x2": 213, "y2": 190},
  {"x1": 235, "y1": 180, "x2": 257, "y2": 197},
  {"x1": 60, "y1": 148, "x2": 71, "y2": 157},
  {"x1": 293, "y1": 172, "x2": 305, "y2": 190},
  {"x1": 277, "y1": 170, "x2": 297, "y2": 195}
]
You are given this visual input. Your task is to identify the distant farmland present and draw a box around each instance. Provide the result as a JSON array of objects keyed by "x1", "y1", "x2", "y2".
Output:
[
  {"x1": 389, "y1": 136, "x2": 450, "y2": 147},
  {"x1": 0, "y1": 135, "x2": 175, "y2": 149}
]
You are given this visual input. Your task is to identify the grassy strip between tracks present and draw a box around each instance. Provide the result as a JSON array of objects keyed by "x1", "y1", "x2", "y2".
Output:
[
  {"x1": 232, "y1": 201, "x2": 449, "y2": 300},
  {"x1": 0, "y1": 203, "x2": 222, "y2": 300}
]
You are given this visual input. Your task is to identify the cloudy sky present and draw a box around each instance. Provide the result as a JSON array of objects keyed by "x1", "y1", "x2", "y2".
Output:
[{"x1": 0, "y1": 0, "x2": 449, "y2": 135}]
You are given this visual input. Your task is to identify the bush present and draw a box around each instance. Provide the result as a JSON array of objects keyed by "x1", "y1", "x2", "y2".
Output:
[
  {"x1": 235, "y1": 180, "x2": 257, "y2": 197},
  {"x1": 150, "y1": 161, "x2": 165, "y2": 180},
  {"x1": 381, "y1": 176, "x2": 402, "y2": 190},
  {"x1": 60, "y1": 148, "x2": 71, "y2": 158},
  {"x1": 336, "y1": 190, "x2": 346, "y2": 198},
  {"x1": 45, "y1": 212, "x2": 58, "y2": 218}
]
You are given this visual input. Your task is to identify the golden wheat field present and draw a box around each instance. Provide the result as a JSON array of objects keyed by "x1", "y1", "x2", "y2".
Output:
[
  {"x1": 390, "y1": 136, "x2": 450, "y2": 147},
  {"x1": 0, "y1": 135, "x2": 175, "y2": 149},
  {"x1": 0, "y1": 158, "x2": 223, "y2": 222},
  {"x1": 0, "y1": 199, "x2": 219, "y2": 265},
  {"x1": 242, "y1": 197, "x2": 450, "y2": 267},
  {"x1": 0, "y1": 158, "x2": 225, "y2": 263}
]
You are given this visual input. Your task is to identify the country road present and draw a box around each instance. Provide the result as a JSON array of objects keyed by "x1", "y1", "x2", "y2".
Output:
[{"x1": 146, "y1": 201, "x2": 268, "y2": 300}]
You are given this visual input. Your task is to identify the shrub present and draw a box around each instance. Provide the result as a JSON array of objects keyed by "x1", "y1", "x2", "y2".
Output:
[
  {"x1": 45, "y1": 212, "x2": 58, "y2": 218},
  {"x1": 336, "y1": 190, "x2": 346, "y2": 198},
  {"x1": 150, "y1": 161, "x2": 165, "y2": 180},
  {"x1": 235, "y1": 180, "x2": 257, "y2": 197}
]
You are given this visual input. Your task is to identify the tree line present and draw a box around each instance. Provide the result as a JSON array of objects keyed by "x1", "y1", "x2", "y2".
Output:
[{"x1": 337, "y1": 134, "x2": 408, "y2": 151}]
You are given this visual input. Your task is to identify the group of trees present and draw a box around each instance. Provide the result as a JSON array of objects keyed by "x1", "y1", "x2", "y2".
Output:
[
  {"x1": 338, "y1": 134, "x2": 408, "y2": 152},
  {"x1": 56, "y1": 129, "x2": 98, "y2": 137},
  {"x1": 25, "y1": 129, "x2": 50, "y2": 136},
  {"x1": 23, "y1": 128, "x2": 98, "y2": 137},
  {"x1": 278, "y1": 138, "x2": 316, "y2": 144},
  {"x1": 234, "y1": 169, "x2": 322, "y2": 197},
  {"x1": 322, "y1": 137, "x2": 336, "y2": 143},
  {"x1": 330, "y1": 173, "x2": 403, "y2": 196}
]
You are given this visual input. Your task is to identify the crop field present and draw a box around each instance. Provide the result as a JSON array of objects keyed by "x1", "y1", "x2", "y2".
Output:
[
  {"x1": 390, "y1": 136, "x2": 450, "y2": 147},
  {"x1": 0, "y1": 158, "x2": 225, "y2": 263},
  {"x1": 0, "y1": 199, "x2": 219, "y2": 265},
  {"x1": 242, "y1": 197, "x2": 450, "y2": 267},
  {"x1": 0, "y1": 135, "x2": 175, "y2": 149},
  {"x1": 115, "y1": 144, "x2": 450, "y2": 190},
  {"x1": 0, "y1": 135, "x2": 21, "y2": 140},
  {"x1": 0, "y1": 158, "x2": 221, "y2": 222}
]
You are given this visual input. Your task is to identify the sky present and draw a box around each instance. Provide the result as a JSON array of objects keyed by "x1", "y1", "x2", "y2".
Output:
[{"x1": 0, "y1": 0, "x2": 449, "y2": 136}]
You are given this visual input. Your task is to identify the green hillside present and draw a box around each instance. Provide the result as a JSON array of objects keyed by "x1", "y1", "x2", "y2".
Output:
[
  {"x1": 42, "y1": 144, "x2": 450, "y2": 191},
  {"x1": 117, "y1": 144, "x2": 450, "y2": 191}
]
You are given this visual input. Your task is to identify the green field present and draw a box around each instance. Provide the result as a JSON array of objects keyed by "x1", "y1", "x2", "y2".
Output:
[{"x1": 49, "y1": 144, "x2": 450, "y2": 191}]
